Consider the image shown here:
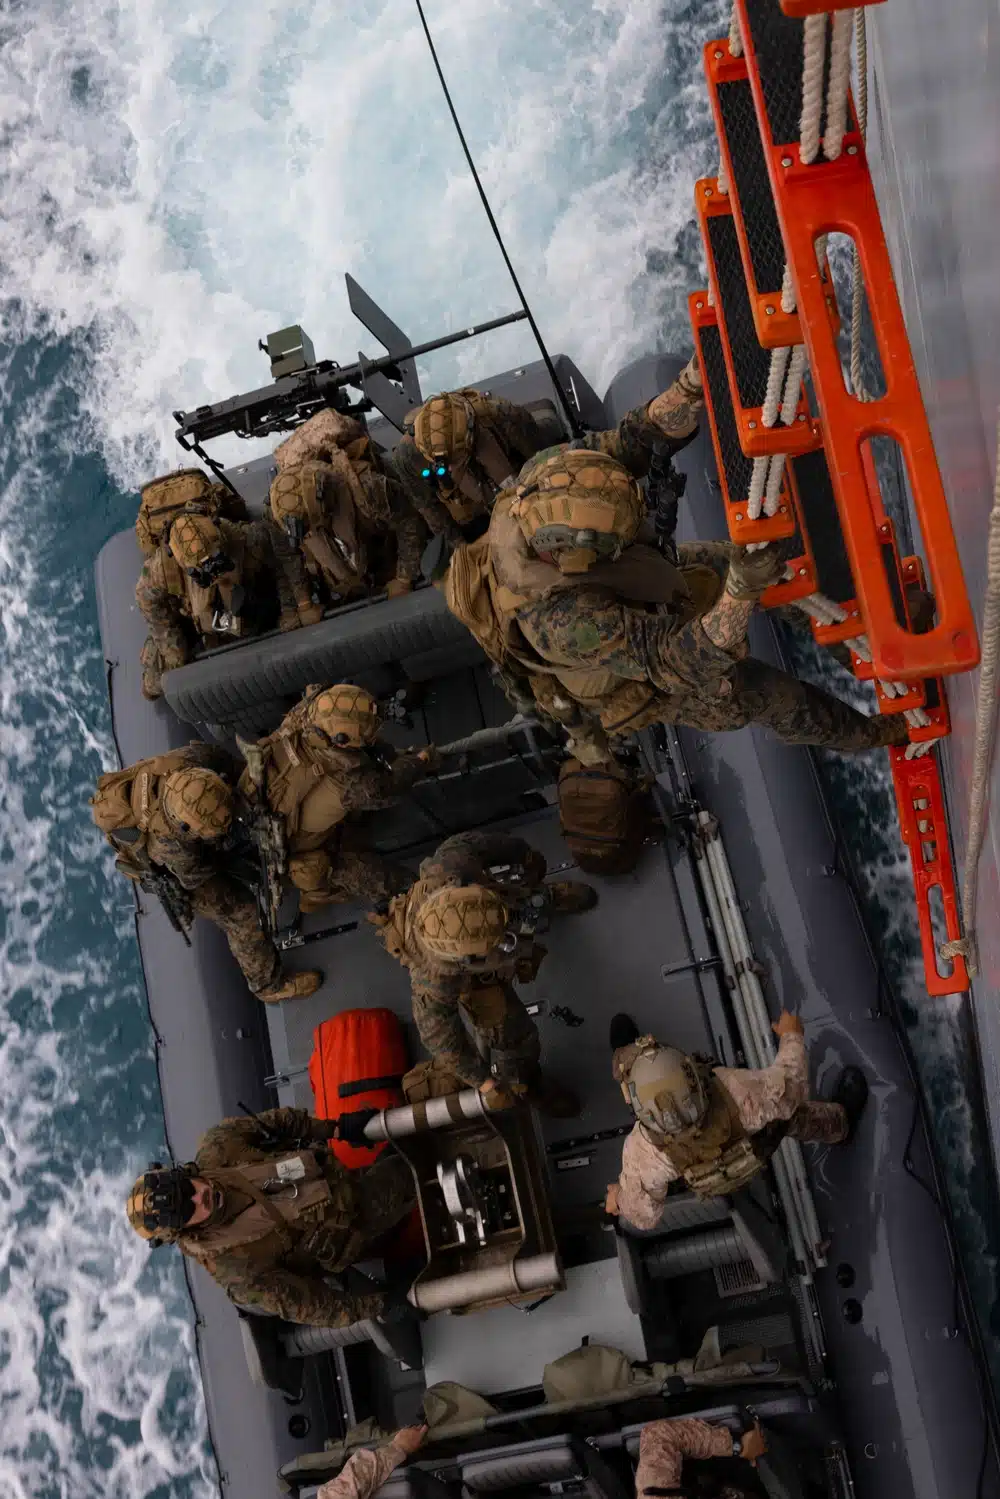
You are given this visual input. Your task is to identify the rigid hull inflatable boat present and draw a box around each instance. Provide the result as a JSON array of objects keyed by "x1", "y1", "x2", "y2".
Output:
[{"x1": 95, "y1": 274, "x2": 998, "y2": 1499}]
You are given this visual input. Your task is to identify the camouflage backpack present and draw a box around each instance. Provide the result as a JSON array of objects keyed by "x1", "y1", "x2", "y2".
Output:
[{"x1": 135, "y1": 469, "x2": 247, "y2": 555}]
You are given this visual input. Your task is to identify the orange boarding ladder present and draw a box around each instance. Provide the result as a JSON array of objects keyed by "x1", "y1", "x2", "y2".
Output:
[{"x1": 688, "y1": 0, "x2": 978, "y2": 995}]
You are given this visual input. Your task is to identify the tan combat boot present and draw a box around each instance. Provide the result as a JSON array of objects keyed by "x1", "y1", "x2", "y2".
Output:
[{"x1": 256, "y1": 969, "x2": 323, "y2": 1004}]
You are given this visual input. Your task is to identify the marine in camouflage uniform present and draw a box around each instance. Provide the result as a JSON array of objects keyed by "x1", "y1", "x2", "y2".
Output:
[
  {"x1": 445, "y1": 356, "x2": 909, "y2": 757},
  {"x1": 125, "y1": 1107, "x2": 416, "y2": 1328},
  {"x1": 370, "y1": 829, "x2": 595, "y2": 1116},
  {"x1": 266, "y1": 408, "x2": 427, "y2": 625},
  {"x1": 241, "y1": 683, "x2": 433, "y2": 914},
  {"x1": 317, "y1": 1428, "x2": 427, "y2": 1499},
  {"x1": 609, "y1": 1011, "x2": 866, "y2": 1223},
  {"x1": 390, "y1": 389, "x2": 548, "y2": 540},
  {"x1": 95, "y1": 747, "x2": 321, "y2": 1003},
  {"x1": 135, "y1": 511, "x2": 290, "y2": 700},
  {"x1": 635, "y1": 1416, "x2": 765, "y2": 1499}
]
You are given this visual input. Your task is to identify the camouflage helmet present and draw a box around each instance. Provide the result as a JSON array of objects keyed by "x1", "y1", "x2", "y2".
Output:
[
  {"x1": 126, "y1": 1163, "x2": 196, "y2": 1244},
  {"x1": 304, "y1": 683, "x2": 381, "y2": 749},
  {"x1": 509, "y1": 449, "x2": 644, "y2": 574},
  {"x1": 621, "y1": 1040, "x2": 710, "y2": 1138},
  {"x1": 168, "y1": 513, "x2": 226, "y2": 571},
  {"x1": 412, "y1": 393, "x2": 476, "y2": 485},
  {"x1": 160, "y1": 767, "x2": 234, "y2": 840},
  {"x1": 412, "y1": 884, "x2": 512, "y2": 963},
  {"x1": 268, "y1": 462, "x2": 328, "y2": 543}
]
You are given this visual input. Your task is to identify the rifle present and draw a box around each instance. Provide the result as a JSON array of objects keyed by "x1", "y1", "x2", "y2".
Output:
[
  {"x1": 235, "y1": 735, "x2": 288, "y2": 939},
  {"x1": 124, "y1": 846, "x2": 194, "y2": 945},
  {"x1": 646, "y1": 442, "x2": 687, "y2": 563}
]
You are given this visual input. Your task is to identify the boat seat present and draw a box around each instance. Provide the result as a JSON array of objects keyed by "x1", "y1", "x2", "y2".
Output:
[{"x1": 461, "y1": 1435, "x2": 630, "y2": 1499}]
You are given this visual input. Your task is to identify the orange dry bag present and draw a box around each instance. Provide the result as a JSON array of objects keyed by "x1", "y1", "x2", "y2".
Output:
[{"x1": 308, "y1": 1007, "x2": 408, "y2": 1168}]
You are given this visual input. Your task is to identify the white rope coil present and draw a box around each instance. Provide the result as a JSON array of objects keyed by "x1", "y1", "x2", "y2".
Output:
[
  {"x1": 764, "y1": 453, "x2": 786, "y2": 516},
  {"x1": 823, "y1": 9, "x2": 855, "y2": 161},
  {"x1": 780, "y1": 344, "x2": 808, "y2": 424},
  {"x1": 799, "y1": 13, "x2": 827, "y2": 165},
  {"x1": 780, "y1": 262, "x2": 797, "y2": 316}
]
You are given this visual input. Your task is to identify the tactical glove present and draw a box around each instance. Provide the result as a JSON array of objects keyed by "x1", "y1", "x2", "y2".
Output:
[
  {"x1": 724, "y1": 545, "x2": 787, "y2": 600},
  {"x1": 279, "y1": 607, "x2": 303, "y2": 633},
  {"x1": 311, "y1": 1109, "x2": 378, "y2": 1146}
]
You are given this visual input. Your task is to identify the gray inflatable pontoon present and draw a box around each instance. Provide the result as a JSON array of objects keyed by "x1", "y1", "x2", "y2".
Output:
[{"x1": 95, "y1": 308, "x2": 999, "y2": 1499}]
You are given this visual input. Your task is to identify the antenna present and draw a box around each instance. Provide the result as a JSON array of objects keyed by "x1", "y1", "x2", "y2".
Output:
[{"x1": 412, "y1": 0, "x2": 584, "y2": 438}]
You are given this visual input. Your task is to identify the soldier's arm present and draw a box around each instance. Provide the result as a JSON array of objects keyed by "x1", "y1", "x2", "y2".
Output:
[
  {"x1": 268, "y1": 518, "x2": 321, "y2": 629},
  {"x1": 386, "y1": 438, "x2": 458, "y2": 538},
  {"x1": 412, "y1": 982, "x2": 491, "y2": 1088},
  {"x1": 339, "y1": 754, "x2": 430, "y2": 814},
  {"x1": 135, "y1": 561, "x2": 191, "y2": 668},
  {"x1": 616, "y1": 1122, "x2": 679, "y2": 1231},
  {"x1": 574, "y1": 357, "x2": 704, "y2": 479},
  {"x1": 148, "y1": 831, "x2": 218, "y2": 891},
  {"x1": 714, "y1": 1031, "x2": 810, "y2": 1133},
  {"x1": 489, "y1": 397, "x2": 547, "y2": 466},
  {"x1": 636, "y1": 1419, "x2": 735, "y2": 1495},
  {"x1": 318, "y1": 1443, "x2": 412, "y2": 1499},
  {"x1": 212, "y1": 1260, "x2": 391, "y2": 1328},
  {"x1": 195, "y1": 1107, "x2": 320, "y2": 1169}
]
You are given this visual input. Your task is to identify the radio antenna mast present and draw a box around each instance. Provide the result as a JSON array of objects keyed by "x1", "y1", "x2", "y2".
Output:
[{"x1": 413, "y1": 0, "x2": 584, "y2": 437}]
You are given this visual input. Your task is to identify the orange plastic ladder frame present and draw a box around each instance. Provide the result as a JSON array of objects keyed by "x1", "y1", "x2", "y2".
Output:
[
  {"x1": 696, "y1": 177, "x2": 822, "y2": 460},
  {"x1": 890, "y1": 749, "x2": 969, "y2": 994},
  {"x1": 780, "y1": 0, "x2": 884, "y2": 15},
  {"x1": 736, "y1": 0, "x2": 979, "y2": 681},
  {"x1": 703, "y1": 42, "x2": 838, "y2": 351}
]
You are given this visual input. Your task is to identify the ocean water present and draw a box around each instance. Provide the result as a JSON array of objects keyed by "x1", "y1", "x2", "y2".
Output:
[{"x1": 0, "y1": 1, "x2": 995, "y2": 1496}]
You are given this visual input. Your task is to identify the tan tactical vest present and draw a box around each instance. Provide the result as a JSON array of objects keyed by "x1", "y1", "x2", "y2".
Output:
[
  {"x1": 644, "y1": 1068, "x2": 781, "y2": 1199},
  {"x1": 90, "y1": 747, "x2": 199, "y2": 872},
  {"x1": 180, "y1": 1151, "x2": 359, "y2": 1272},
  {"x1": 445, "y1": 497, "x2": 699, "y2": 735},
  {"x1": 238, "y1": 711, "x2": 359, "y2": 852}
]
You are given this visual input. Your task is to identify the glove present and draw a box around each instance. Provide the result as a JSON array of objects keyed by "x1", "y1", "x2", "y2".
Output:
[
  {"x1": 334, "y1": 1107, "x2": 379, "y2": 1146},
  {"x1": 478, "y1": 1079, "x2": 526, "y2": 1111},
  {"x1": 415, "y1": 744, "x2": 441, "y2": 771},
  {"x1": 385, "y1": 577, "x2": 414, "y2": 599},
  {"x1": 725, "y1": 544, "x2": 787, "y2": 600}
]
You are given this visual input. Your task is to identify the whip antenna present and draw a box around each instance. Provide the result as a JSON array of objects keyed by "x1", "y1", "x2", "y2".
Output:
[{"x1": 413, "y1": 0, "x2": 584, "y2": 437}]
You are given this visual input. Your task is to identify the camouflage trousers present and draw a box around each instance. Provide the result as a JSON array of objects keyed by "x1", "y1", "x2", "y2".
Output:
[
  {"x1": 191, "y1": 874, "x2": 279, "y2": 994},
  {"x1": 787, "y1": 1099, "x2": 848, "y2": 1145},
  {"x1": 653, "y1": 656, "x2": 902, "y2": 753},
  {"x1": 289, "y1": 835, "x2": 410, "y2": 914}
]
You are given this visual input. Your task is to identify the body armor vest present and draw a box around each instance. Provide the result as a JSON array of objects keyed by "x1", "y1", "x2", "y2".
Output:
[
  {"x1": 91, "y1": 747, "x2": 202, "y2": 873},
  {"x1": 239, "y1": 716, "x2": 361, "y2": 853},
  {"x1": 181, "y1": 1151, "x2": 360, "y2": 1272},
  {"x1": 158, "y1": 529, "x2": 250, "y2": 638},
  {"x1": 643, "y1": 1066, "x2": 786, "y2": 1199}
]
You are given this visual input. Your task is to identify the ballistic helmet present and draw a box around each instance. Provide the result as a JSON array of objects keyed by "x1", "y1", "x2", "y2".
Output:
[
  {"x1": 413, "y1": 393, "x2": 476, "y2": 488},
  {"x1": 621, "y1": 1041, "x2": 710, "y2": 1138},
  {"x1": 126, "y1": 1163, "x2": 196, "y2": 1243},
  {"x1": 168, "y1": 513, "x2": 234, "y2": 585},
  {"x1": 268, "y1": 462, "x2": 328, "y2": 544},
  {"x1": 412, "y1": 884, "x2": 511, "y2": 962},
  {"x1": 509, "y1": 449, "x2": 644, "y2": 573},
  {"x1": 304, "y1": 684, "x2": 381, "y2": 749},
  {"x1": 160, "y1": 767, "x2": 234, "y2": 840}
]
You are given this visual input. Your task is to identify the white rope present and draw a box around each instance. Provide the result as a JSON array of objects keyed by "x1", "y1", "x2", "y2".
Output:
[
  {"x1": 799, "y1": 13, "x2": 828, "y2": 165},
  {"x1": 728, "y1": 4, "x2": 743, "y2": 57},
  {"x1": 795, "y1": 592, "x2": 848, "y2": 627},
  {"x1": 780, "y1": 262, "x2": 797, "y2": 315},
  {"x1": 764, "y1": 453, "x2": 786, "y2": 516},
  {"x1": 823, "y1": 9, "x2": 855, "y2": 161},
  {"x1": 780, "y1": 344, "x2": 808, "y2": 424},
  {"x1": 717, "y1": 155, "x2": 730, "y2": 196},
  {"x1": 762, "y1": 346, "x2": 791, "y2": 428},
  {"x1": 939, "y1": 418, "x2": 1000, "y2": 975},
  {"x1": 747, "y1": 455, "x2": 770, "y2": 520}
]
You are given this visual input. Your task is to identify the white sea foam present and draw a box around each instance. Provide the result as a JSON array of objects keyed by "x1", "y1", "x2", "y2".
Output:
[{"x1": 0, "y1": 1, "x2": 726, "y2": 1494}]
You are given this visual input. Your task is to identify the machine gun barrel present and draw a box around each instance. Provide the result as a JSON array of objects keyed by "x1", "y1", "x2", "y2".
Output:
[
  {"x1": 174, "y1": 310, "x2": 529, "y2": 447},
  {"x1": 435, "y1": 716, "x2": 542, "y2": 760}
]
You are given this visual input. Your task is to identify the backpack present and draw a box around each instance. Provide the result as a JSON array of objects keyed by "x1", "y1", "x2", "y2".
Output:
[
  {"x1": 135, "y1": 470, "x2": 216, "y2": 555},
  {"x1": 557, "y1": 758, "x2": 650, "y2": 875},
  {"x1": 89, "y1": 747, "x2": 200, "y2": 865}
]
